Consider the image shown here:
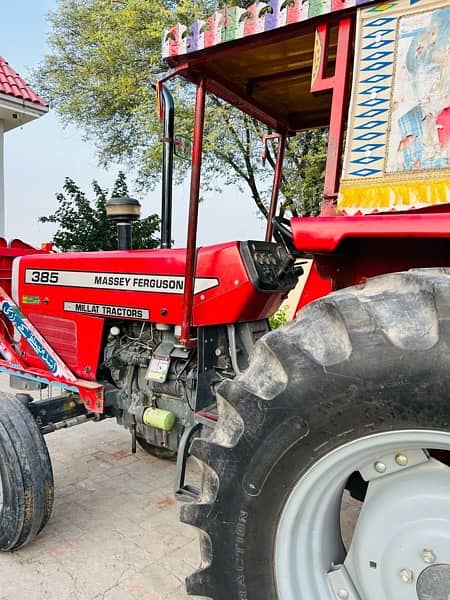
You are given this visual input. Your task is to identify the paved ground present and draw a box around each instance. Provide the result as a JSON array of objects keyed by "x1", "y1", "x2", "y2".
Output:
[
  {"x1": 0, "y1": 377, "x2": 360, "y2": 600},
  {"x1": 0, "y1": 378, "x2": 203, "y2": 600}
]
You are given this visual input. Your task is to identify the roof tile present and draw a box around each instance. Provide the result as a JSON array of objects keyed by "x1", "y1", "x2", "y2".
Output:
[{"x1": 0, "y1": 57, "x2": 48, "y2": 107}]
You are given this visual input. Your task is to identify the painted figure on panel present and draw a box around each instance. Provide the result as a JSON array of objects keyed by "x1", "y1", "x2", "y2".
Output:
[{"x1": 387, "y1": 6, "x2": 450, "y2": 172}]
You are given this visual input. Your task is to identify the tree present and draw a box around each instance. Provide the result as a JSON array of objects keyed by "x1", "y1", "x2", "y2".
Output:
[
  {"x1": 39, "y1": 172, "x2": 160, "y2": 251},
  {"x1": 34, "y1": 0, "x2": 325, "y2": 221}
]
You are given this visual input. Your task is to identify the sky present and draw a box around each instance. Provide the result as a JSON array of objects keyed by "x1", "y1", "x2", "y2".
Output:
[{"x1": 2, "y1": 0, "x2": 266, "y2": 248}]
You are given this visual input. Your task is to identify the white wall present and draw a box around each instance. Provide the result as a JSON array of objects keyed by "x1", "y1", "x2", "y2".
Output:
[{"x1": 0, "y1": 120, "x2": 4, "y2": 238}]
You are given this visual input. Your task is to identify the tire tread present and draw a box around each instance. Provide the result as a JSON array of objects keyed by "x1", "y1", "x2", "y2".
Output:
[{"x1": 184, "y1": 269, "x2": 450, "y2": 599}]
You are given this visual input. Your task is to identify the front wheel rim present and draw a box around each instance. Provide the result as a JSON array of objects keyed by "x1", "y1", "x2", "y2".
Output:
[{"x1": 274, "y1": 429, "x2": 450, "y2": 600}]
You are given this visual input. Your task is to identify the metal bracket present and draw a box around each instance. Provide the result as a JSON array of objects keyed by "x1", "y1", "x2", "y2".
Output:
[
  {"x1": 174, "y1": 422, "x2": 203, "y2": 501},
  {"x1": 328, "y1": 565, "x2": 361, "y2": 599}
]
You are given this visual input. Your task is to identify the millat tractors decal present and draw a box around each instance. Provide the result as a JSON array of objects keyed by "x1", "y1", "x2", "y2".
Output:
[
  {"x1": 25, "y1": 269, "x2": 219, "y2": 295},
  {"x1": 64, "y1": 302, "x2": 150, "y2": 319}
]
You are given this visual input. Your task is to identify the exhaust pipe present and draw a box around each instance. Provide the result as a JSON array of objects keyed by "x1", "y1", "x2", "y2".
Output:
[
  {"x1": 158, "y1": 84, "x2": 175, "y2": 249},
  {"x1": 105, "y1": 196, "x2": 141, "y2": 250}
]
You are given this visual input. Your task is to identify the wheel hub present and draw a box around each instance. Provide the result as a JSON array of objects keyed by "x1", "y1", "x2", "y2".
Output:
[
  {"x1": 274, "y1": 430, "x2": 450, "y2": 600},
  {"x1": 417, "y1": 564, "x2": 450, "y2": 600},
  {"x1": 345, "y1": 459, "x2": 450, "y2": 599}
]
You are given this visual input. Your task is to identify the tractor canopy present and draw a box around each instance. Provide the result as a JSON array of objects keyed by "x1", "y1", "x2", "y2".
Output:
[
  {"x1": 163, "y1": 0, "x2": 450, "y2": 215},
  {"x1": 162, "y1": 0, "x2": 380, "y2": 131},
  {"x1": 161, "y1": 0, "x2": 450, "y2": 344}
]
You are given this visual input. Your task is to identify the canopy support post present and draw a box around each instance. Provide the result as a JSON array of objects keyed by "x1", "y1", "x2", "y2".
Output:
[
  {"x1": 265, "y1": 131, "x2": 287, "y2": 241},
  {"x1": 310, "y1": 17, "x2": 353, "y2": 216},
  {"x1": 180, "y1": 78, "x2": 206, "y2": 346}
]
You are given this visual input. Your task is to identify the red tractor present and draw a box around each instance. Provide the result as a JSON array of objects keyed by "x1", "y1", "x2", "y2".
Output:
[{"x1": 1, "y1": 0, "x2": 450, "y2": 598}]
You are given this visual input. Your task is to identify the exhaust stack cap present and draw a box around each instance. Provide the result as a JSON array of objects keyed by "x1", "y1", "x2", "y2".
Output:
[{"x1": 106, "y1": 196, "x2": 141, "y2": 223}]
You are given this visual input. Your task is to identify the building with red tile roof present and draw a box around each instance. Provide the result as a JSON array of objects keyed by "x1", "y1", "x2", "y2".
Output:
[
  {"x1": 0, "y1": 57, "x2": 47, "y2": 105},
  {"x1": 0, "y1": 57, "x2": 48, "y2": 130},
  {"x1": 0, "y1": 57, "x2": 48, "y2": 235}
]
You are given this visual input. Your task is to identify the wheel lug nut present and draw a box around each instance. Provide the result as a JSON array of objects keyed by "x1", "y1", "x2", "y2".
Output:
[
  {"x1": 336, "y1": 590, "x2": 348, "y2": 600},
  {"x1": 399, "y1": 568, "x2": 414, "y2": 583},
  {"x1": 374, "y1": 461, "x2": 386, "y2": 473},
  {"x1": 422, "y1": 549, "x2": 436, "y2": 564},
  {"x1": 395, "y1": 453, "x2": 408, "y2": 466}
]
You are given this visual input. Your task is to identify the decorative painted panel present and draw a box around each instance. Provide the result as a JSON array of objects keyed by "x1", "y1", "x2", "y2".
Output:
[
  {"x1": 162, "y1": 0, "x2": 379, "y2": 59},
  {"x1": 339, "y1": 0, "x2": 450, "y2": 214}
]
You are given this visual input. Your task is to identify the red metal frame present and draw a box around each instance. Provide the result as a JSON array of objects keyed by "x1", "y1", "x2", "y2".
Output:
[
  {"x1": 180, "y1": 78, "x2": 207, "y2": 346},
  {"x1": 310, "y1": 17, "x2": 353, "y2": 214},
  {"x1": 264, "y1": 132, "x2": 287, "y2": 242},
  {"x1": 291, "y1": 213, "x2": 450, "y2": 253},
  {"x1": 294, "y1": 213, "x2": 450, "y2": 310}
]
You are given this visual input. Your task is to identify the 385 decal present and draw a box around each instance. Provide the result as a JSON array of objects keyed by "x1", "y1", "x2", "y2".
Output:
[{"x1": 28, "y1": 271, "x2": 59, "y2": 284}]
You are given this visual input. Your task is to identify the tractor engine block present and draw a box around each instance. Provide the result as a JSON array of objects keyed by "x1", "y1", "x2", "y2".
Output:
[{"x1": 102, "y1": 321, "x2": 196, "y2": 453}]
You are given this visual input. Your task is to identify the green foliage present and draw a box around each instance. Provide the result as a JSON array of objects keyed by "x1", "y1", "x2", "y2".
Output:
[
  {"x1": 269, "y1": 304, "x2": 289, "y2": 329},
  {"x1": 35, "y1": 0, "x2": 325, "y2": 221},
  {"x1": 34, "y1": 0, "x2": 210, "y2": 185},
  {"x1": 39, "y1": 172, "x2": 160, "y2": 251},
  {"x1": 283, "y1": 130, "x2": 327, "y2": 217}
]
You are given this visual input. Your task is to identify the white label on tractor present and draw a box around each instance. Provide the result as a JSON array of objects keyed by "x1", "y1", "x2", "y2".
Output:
[
  {"x1": 64, "y1": 302, "x2": 149, "y2": 320},
  {"x1": 25, "y1": 270, "x2": 219, "y2": 294},
  {"x1": 146, "y1": 357, "x2": 170, "y2": 382}
]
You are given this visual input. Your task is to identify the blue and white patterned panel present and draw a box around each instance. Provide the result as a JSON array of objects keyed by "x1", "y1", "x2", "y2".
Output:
[{"x1": 348, "y1": 14, "x2": 397, "y2": 178}]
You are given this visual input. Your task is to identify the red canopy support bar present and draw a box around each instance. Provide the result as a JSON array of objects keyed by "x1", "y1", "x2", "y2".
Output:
[
  {"x1": 265, "y1": 131, "x2": 287, "y2": 242},
  {"x1": 180, "y1": 78, "x2": 207, "y2": 346},
  {"x1": 310, "y1": 17, "x2": 353, "y2": 215}
]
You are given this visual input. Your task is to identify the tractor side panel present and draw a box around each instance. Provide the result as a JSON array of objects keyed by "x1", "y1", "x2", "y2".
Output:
[
  {"x1": 13, "y1": 242, "x2": 288, "y2": 380},
  {"x1": 293, "y1": 214, "x2": 450, "y2": 311},
  {"x1": 297, "y1": 237, "x2": 450, "y2": 312}
]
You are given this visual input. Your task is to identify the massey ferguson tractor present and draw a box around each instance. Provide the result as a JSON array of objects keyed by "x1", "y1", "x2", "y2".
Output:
[{"x1": 0, "y1": 0, "x2": 449, "y2": 598}]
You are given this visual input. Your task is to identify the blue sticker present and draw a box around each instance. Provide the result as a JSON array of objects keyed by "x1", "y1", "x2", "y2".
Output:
[{"x1": 2, "y1": 302, "x2": 57, "y2": 373}]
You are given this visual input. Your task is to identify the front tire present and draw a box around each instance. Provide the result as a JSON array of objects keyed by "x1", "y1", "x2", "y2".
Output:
[
  {"x1": 0, "y1": 395, "x2": 54, "y2": 551},
  {"x1": 183, "y1": 269, "x2": 450, "y2": 600}
]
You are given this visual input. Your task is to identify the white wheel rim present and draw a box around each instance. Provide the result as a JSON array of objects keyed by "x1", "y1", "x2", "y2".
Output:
[{"x1": 274, "y1": 430, "x2": 450, "y2": 600}]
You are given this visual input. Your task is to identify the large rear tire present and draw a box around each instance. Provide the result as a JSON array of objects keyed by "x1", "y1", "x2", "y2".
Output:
[
  {"x1": 0, "y1": 395, "x2": 54, "y2": 551},
  {"x1": 182, "y1": 269, "x2": 450, "y2": 600}
]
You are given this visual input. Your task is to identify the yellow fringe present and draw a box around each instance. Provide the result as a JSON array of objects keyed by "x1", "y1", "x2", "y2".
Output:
[{"x1": 338, "y1": 178, "x2": 450, "y2": 214}]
